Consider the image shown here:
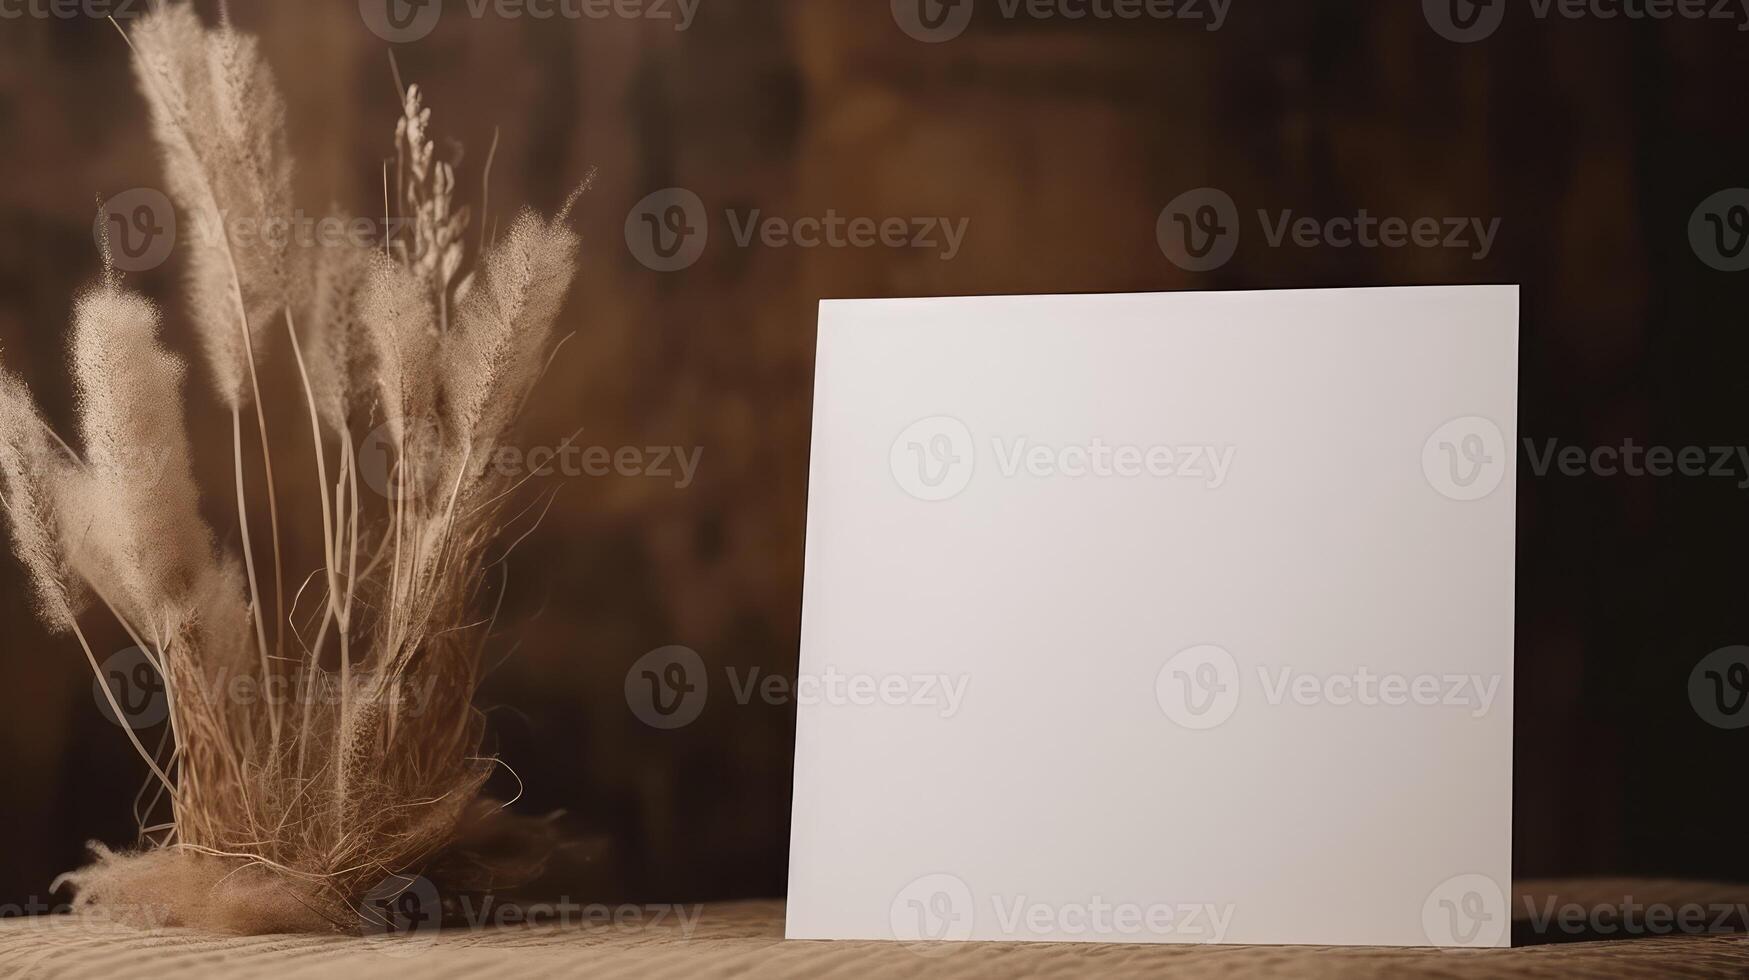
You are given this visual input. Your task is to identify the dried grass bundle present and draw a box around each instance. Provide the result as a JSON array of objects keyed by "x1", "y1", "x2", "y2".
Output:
[{"x1": 0, "y1": 1, "x2": 580, "y2": 934}]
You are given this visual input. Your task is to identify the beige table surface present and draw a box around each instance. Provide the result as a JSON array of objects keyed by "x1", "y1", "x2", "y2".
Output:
[{"x1": 1, "y1": 880, "x2": 1745, "y2": 979}]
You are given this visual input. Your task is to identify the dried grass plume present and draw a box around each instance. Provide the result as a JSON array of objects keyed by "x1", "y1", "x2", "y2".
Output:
[{"x1": 0, "y1": 1, "x2": 583, "y2": 935}]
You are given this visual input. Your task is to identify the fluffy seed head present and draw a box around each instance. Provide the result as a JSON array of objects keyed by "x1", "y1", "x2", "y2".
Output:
[{"x1": 0, "y1": 363, "x2": 85, "y2": 631}]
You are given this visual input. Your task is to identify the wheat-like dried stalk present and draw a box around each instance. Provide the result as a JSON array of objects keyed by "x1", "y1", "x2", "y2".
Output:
[
  {"x1": 128, "y1": 1, "x2": 296, "y2": 737},
  {"x1": 0, "y1": 1, "x2": 579, "y2": 934}
]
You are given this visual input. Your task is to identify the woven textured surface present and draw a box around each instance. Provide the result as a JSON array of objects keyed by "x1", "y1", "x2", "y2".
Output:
[{"x1": 2, "y1": 881, "x2": 1746, "y2": 979}]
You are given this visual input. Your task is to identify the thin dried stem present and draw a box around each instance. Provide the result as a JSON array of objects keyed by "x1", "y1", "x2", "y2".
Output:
[{"x1": 232, "y1": 406, "x2": 276, "y2": 745}]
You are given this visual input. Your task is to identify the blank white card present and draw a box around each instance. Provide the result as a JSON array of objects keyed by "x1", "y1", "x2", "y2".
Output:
[{"x1": 787, "y1": 287, "x2": 1517, "y2": 948}]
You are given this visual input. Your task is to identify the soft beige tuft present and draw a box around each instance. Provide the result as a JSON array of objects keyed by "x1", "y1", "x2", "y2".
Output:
[
  {"x1": 442, "y1": 205, "x2": 581, "y2": 472},
  {"x1": 0, "y1": 363, "x2": 86, "y2": 631},
  {"x1": 63, "y1": 284, "x2": 217, "y2": 632}
]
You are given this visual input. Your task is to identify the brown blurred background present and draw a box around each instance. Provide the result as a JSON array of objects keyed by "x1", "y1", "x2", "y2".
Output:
[{"x1": 1, "y1": 0, "x2": 1747, "y2": 908}]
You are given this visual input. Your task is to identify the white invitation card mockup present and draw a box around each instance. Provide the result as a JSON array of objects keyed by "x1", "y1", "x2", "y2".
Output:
[{"x1": 787, "y1": 287, "x2": 1518, "y2": 948}]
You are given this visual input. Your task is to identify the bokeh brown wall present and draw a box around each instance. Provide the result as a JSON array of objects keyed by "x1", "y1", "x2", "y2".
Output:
[{"x1": 2, "y1": 0, "x2": 1747, "y2": 906}]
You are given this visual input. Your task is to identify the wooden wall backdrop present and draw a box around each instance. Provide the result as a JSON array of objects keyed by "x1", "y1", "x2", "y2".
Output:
[{"x1": 0, "y1": 0, "x2": 1746, "y2": 907}]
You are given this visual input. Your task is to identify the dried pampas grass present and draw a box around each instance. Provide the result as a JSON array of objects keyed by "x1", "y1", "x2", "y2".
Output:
[
  {"x1": 0, "y1": 368, "x2": 85, "y2": 632},
  {"x1": 0, "y1": 1, "x2": 583, "y2": 934},
  {"x1": 131, "y1": 0, "x2": 292, "y2": 396}
]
